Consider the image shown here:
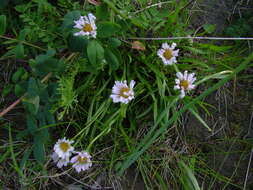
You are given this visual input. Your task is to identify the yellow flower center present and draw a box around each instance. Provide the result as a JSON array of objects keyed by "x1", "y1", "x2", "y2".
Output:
[
  {"x1": 78, "y1": 156, "x2": 88, "y2": 164},
  {"x1": 83, "y1": 23, "x2": 93, "y2": 32},
  {"x1": 119, "y1": 87, "x2": 130, "y2": 98},
  {"x1": 59, "y1": 142, "x2": 70, "y2": 152},
  {"x1": 163, "y1": 49, "x2": 173, "y2": 60},
  {"x1": 180, "y1": 80, "x2": 189, "y2": 90}
]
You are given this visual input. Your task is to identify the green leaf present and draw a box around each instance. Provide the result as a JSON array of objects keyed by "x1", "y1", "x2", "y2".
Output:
[
  {"x1": 33, "y1": 50, "x2": 65, "y2": 75},
  {"x1": 108, "y1": 38, "x2": 121, "y2": 48},
  {"x1": 12, "y1": 68, "x2": 25, "y2": 83},
  {"x1": 179, "y1": 161, "x2": 201, "y2": 190},
  {"x1": 27, "y1": 115, "x2": 37, "y2": 134},
  {"x1": 20, "y1": 148, "x2": 32, "y2": 170},
  {"x1": 188, "y1": 107, "x2": 211, "y2": 131},
  {"x1": 2, "y1": 84, "x2": 13, "y2": 97},
  {"x1": 96, "y1": 3, "x2": 109, "y2": 21},
  {"x1": 3, "y1": 43, "x2": 24, "y2": 59},
  {"x1": 22, "y1": 78, "x2": 40, "y2": 114},
  {"x1": 0, "y1": 15, "x2": 6, "y2": 35},
  {"x1": 68, "y1": 35, "x2": 89, "y2": 53},
  {"x1": 97, "y1": 22, "x2": 121, "y2": 38},
  {"x1": 62, "y1": 10, "x2": 81, "y2": 30},
  {"x1": 18, "y1": 28, "x2": 30, "y2": 41},
  {"x1": 87, "y1": 40, "x2": 104, "y2": 68},
  {"x1": 14, "y1": 83, "x2": 26, "y2": 96},
  {"x1": 33, "y1": 133, "x2": 45, "y2": 164},
  {"x1": 27, "y1": 77, "x2": 39, "y2": 97},
  {"x1": 15, "y1": 43, "x2": 24, "y2": 58},
  {"x1": 105, "y1": 49, "x2": 119, "y2": 72},
  {"x1": 203, "y1": 24, "x2": 216, "y2": 34},
  {"x1": 23, "y1": 96, "x2": 40, "y2": 115}
]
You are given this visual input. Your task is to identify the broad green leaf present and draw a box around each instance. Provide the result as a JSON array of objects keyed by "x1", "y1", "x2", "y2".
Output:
[
  {"x1": 97, "y1": 22, "x2": 121, "y2": 38},
  {"x1": 14, "y1": 83, "x2": 26, "y2": 96},
  {"x1": 33, "y1": 50, "x2": 65, "y2": 75},
  {"x1": 33, "y1": 134, "x2": 45, "y2": 164},
  {"x1": 108, "y1": 38, "x2": 121, "y2": 48},
  {"x1": 0, "y1": 15, "x2": 6, "y2": 35},
  {"x1": 105, "y1": 49, "x2": 119, "y2": 72},
  {"x1": 37, "y1": 112, "x2": 50, "y2": 144},
  {"x1": 96, "y1": 3, "x2": 109, "y2": 21},
  {"x1": 62, "y1": 10, "x2": 81, "y2": 30},
  {"x1": 27, "y1": 77, "x2": 39, "y2": 97},
  {"x1": 68, "y1": 35, "x2": 89, "y2": 53},
  {"x1": 27, "y1": 115, "x2": 37, "y2": 134},
  {"x1": 15, "y1": 43, "x2": 24, "y2": 58},
  {"x1": 87, "y1": 40, "x2": 104, "y2": 67},
  {"x1": 23, "y1": 96, "x2": 40, "y2": 114},
  {"x1": 12, "y1": 68, "x2": 25, "y2": 83}
]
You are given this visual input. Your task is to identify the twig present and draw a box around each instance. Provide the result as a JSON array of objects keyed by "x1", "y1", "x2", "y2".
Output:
[
  {"x1": 0, "y1": 72, "x2": 52, "y2": 117},
  {"x1": 126, "y1": 36, "x2": 253, "y2": 41}
]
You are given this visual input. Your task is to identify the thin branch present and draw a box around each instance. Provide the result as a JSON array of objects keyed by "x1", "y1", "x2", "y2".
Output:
[{"x1": 126, "y1": 36, "x2": 253, "y2": 41}]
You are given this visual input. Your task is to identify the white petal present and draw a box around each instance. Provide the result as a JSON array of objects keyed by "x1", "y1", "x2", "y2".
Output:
[
  {"x1": 162, "y1": 43, "x2": 169, "y2": 49},
  {"x1": 171, "y1": 42, "x2": 177, "y2": 49},
  {"x1": 173, "y1": 49, "x2": 179, "y2": 56},
  {"x1": 174, "y1": 85, "x2": 180, "y2": 90},
  {"x1": 130, "y1": 80, "x2": 135, "y2": 89},
  {"x1": 180, "y1": 90, "x2": 185, "y2": 98},
  {"x1": 183, "y1": 71, "x2": 188, "y2": 80},
  {"x1": 175, "y1": 79, "x2": 180, "y2": 84},
  {"x1": 176, "y1": 72, "x2": 183, "y2": 80}
]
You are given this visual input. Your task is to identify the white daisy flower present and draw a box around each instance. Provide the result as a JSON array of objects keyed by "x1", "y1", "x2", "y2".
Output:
[
  {"x1": 110, "y1": 80, "x2": 135, "y2": 104},
  {"x1": 157, "y1": 42, "x2": 179, "y2": 65},
  {"x1": 71, "y1": 151, "x2": 92, "y2": 173},
  {"x1": 73, "y1": 13, "x2": 97, "y2": 38},
  {"x1": 174, "y1": 70, "x2": 196, "y2": 98},
  {"x1": 51, "y1": 152, "x2": 69, "y2": 168},
  {"x1": 53, "y1": 137, "x2": 74, "y2": 160}
]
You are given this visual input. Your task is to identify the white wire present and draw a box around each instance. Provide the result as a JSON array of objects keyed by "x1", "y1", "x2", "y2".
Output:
[{"x1": 126, "y1": 36, "x2": 253, "y2": 41}]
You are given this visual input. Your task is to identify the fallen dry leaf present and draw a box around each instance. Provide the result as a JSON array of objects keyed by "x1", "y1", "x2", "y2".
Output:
[
  {"x1": 131, "y1": 41, "x2": 146, "y2": 51},
  {"x1": 88, "y1": 0, "x2": 101, "y2": 6}
]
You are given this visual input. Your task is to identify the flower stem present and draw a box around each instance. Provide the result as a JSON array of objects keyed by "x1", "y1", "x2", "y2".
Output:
[{"x1": 172, "y1": 63, "x2": 180, "y2": 73}]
